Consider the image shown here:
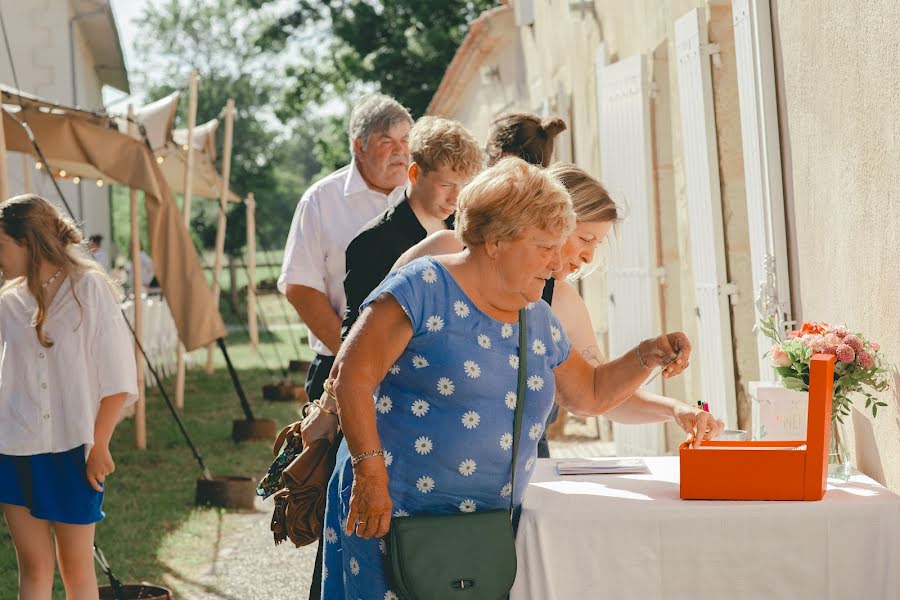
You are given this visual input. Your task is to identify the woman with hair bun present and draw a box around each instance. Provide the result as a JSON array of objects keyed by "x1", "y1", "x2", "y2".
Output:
[{"x1": 485, "y1": 112, "x2": 567, "y2": 168}]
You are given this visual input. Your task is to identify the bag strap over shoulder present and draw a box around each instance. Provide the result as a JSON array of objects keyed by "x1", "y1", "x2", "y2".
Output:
[{"x1": 509, "y1": 309, "x2": 527, "y2": 517}]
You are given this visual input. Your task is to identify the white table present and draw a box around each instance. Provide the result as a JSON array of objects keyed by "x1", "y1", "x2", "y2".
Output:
[{"x1": 511, "y1": 457, "x2": 900, "y2": 600}]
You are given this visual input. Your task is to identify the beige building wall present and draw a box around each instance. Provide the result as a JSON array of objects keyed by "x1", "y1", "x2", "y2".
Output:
[
  {"x1": 432, "y1": 0, "x2": 899, "y2": 485},
  {"x1": 772, "y1": 0, "x2": 900, "y2": 491},
  {"x1": 0, "y1": 0, "x2": 118, "y2": 257},
  {"x1": 511, "y1": 0, "x2": 765, "y2": 431}
]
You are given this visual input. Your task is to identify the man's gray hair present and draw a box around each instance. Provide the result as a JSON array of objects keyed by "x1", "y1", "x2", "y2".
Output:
[{"x1": 348, "y1": 94, "x2": 414, "y2": 156}]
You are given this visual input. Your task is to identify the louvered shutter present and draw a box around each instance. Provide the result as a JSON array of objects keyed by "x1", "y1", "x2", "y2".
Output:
[
  {"x1": 599, "y1": 54, "x2": 666, "y2": 455},
  {"x1": 733, "y1": 0, "x2": 793, "y2": 380},
  {"x1": 675, "y1": 7, "x2": 738, "y2": 427}
]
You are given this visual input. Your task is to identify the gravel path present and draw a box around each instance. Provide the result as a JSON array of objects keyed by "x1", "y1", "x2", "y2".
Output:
[{"x1": 165, "y1": 437, "x2": 614, "y2": 599}]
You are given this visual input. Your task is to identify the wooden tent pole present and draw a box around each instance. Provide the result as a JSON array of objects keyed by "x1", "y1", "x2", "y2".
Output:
[
  {"x1": 0, "y1": 108, "x2": 9, "y2": 201},
  {"x1": 175, "y1": 69, "x2": 199, "y2": 410},
  {"x1": 205, "y1": 98, "x2": 235, "y2": 373},
  {"x1": 128, "y1": 105, "x2": 147, "y2": 449},
  {"x1": 21, "y1": 154, "x2": 32, "y2": 193},
  {"x1": 246, "y1": 193, "x2": 259, "y2": 349}
]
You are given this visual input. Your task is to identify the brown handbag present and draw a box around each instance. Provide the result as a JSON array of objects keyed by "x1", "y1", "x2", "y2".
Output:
[{"x1": 269, "y1": 382, "x2": 341, "y2": 547}]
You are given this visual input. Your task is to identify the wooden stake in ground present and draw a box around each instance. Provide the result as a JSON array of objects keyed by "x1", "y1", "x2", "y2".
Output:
[
  {"x1": 246, "y1": 193, "x2": 259, "y2": 349},
  {"x1": 205, "y1": 98, "x2": 235, "y2": 373},
  {"x1": 128, "y1": 105, "x2": 147, "y2": 449},
  {"x1": 0, "y1": 107, "x2": 9, "y2": 201},
  {"x1": 21, "y1": 153, "x2": 32, "y2": 193},
  {"x1": 175, "y1": 69, "x2": 199, "y2": 410}
]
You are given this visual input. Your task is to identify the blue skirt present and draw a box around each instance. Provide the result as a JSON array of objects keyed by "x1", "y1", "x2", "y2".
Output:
[{"x1": 0, "y1": 445, "x2": 104, "y2": 525}]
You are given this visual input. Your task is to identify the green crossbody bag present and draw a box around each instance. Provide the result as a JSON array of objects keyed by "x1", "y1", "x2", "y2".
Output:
[{"x1": 387, "y1": 309, "x2": 528, "y2": 600}]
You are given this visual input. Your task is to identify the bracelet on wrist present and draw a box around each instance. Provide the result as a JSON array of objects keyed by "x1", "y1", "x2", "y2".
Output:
[
  {"x1": 636, "y1": 340, "x2": 650, "y2": 370},
  {"x1": 351, "y1": 449, "x2": 385, "y2": 467}
]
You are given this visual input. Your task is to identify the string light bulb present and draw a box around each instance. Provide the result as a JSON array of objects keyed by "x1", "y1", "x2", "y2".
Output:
[
  {"x1": 35, "y1": 161, "x2": 43, "y2": 170},
  {"x1": 156, "y1": 156, "x2": 164, "y2": 164},
  {"x1": 96, "y1": 179, "x2": 105, "y2": 188},
  {"x1": 73, "y1": 176, "x2": 81, "y2": 184},
  {"x1": 58, "y1": 169, "x2": 67, "y2": 177}
]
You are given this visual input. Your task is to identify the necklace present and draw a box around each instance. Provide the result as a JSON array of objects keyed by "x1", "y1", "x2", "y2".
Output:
[{"x1": 42, "y1": 268, "x2": 63, "y2": 289}]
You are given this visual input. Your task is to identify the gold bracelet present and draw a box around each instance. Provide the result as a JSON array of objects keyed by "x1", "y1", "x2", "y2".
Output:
[{"x1": 350, "y1": 449, "x2": 385, "y2": 467}]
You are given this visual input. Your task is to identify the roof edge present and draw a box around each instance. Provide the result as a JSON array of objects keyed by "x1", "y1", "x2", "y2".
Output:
[{"x1": 427, "y1": 4, "x2": 513, "y2": 117}]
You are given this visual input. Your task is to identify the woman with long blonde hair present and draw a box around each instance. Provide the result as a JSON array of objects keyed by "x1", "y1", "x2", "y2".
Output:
[{"x1": 0, "y1": 195, "x2": 138, "y2": 598}]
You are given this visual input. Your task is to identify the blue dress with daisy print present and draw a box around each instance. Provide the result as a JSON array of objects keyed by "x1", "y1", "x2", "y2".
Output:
[{"x1": 321, "y1": 257, "x2": 572, "y2": 600}]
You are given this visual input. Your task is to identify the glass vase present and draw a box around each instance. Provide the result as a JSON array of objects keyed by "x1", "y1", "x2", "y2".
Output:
[{"x1": 827, "y1": 419, "x2": 852, "y2": 481}]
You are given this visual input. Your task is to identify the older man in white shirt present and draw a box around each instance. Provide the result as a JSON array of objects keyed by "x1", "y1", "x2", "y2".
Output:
[
  {"x1": 280, "y1": 94, "x2": 411, "y2": 402},
  {"x1": 278, "y1": 92, "x2": 411, "y2": 600}
]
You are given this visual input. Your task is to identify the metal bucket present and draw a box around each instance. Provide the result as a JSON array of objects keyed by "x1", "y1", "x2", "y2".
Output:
[
  {"x1": 232, "y1": 418, "x2": 278, "y2": 442},
  {"x1": 195, "y1": 475, "x2": 256, "y2": 510},
  {"x1": 99, "y1": 584, "x2": 171, "y2": 599}
]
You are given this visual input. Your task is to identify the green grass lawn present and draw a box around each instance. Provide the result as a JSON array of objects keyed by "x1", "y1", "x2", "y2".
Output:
[{"x1": 0, "y1": 330, "x2": 309, "y2": 599}]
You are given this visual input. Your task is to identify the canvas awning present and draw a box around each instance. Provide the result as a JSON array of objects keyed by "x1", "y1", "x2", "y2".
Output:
[
  {"x1": 117, "y1": 92, "x2": 240, "y2": 201},
  {"x1": 161, "y1": 119, "x2": 241, "y2": 202},
  {"x1": 1, "y1": 85, "x2": 226, "y2": 350}
]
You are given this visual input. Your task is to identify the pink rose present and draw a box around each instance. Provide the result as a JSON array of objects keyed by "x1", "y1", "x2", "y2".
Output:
[
  {"x1": 835, "y1": 344, "x2": 855, "y2": 363},
  {"x1": 823, "y1": 345, "x2": 838, "y2": 355},
  {"x1": 857, "y1": 351, "x2": 875, "y2": 369},
  {"x1": 770, "y1": 344, "x2": 792, "y2": 367},
  {"x1": 802, "y1": 334, "x2": 826, "y2": 352},
  {"x1": 870, "y1": 342, "x2": 881, "y2": 352},
  {"x1": 844, "y1": 334, "x2": 863, "y2": 353},
  {"x1": 823, "y1": 333, "x2": 842, "y2": 347},
  {"x1": 828, "y1": 326, "x2": 849, "y2": 339}
]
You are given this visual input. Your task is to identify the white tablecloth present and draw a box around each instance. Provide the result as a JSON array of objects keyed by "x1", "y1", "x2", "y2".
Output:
[{"x1": 511, "y1": 457, "x2": 900, "y2": 600}]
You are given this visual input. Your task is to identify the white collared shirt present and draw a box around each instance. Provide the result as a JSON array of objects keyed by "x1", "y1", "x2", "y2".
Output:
[
  {"x1": 278, "y1": 159, "x2": 405, "y2": 356},
  {"x1": 0, "y1": 270, "x2": 139, "y2": 456}
]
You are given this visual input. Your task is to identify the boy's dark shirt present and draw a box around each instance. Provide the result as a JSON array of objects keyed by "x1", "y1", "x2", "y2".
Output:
[{"x1": 342, "y1": 194, "x2": 454, "y2": 338}]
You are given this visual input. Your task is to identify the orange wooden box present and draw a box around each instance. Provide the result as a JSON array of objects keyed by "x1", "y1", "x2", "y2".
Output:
[{"x1": 680, "y1": 354, "x2": 836, "y2": 501}]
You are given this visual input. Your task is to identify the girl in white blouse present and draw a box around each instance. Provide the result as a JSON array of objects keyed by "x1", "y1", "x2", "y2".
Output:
[{"x1": 0, "y1": 195, "x2": 138, "y2": 599}]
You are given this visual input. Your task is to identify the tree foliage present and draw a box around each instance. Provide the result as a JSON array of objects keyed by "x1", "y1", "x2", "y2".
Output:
[
  {"x1": 246, "y1": 0, "x2": 497, "y2": 118},
  {"x1": 131, "y1": 0, "x2": 323, "y2": 255}
]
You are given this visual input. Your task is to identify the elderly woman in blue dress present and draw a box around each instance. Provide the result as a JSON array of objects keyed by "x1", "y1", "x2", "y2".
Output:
[{"x1": 321, "y1": 157, "x2": 709, "y2": 599}]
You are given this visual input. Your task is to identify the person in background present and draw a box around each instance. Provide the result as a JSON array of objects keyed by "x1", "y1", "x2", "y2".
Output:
[
  {"x1": 0, "y1": 195, "x2": 138, "y2": 599},
  {"x1": 485, "y1": 111, "x2": 567, "y2": 168},
  {"x1": 342, "y1": 115, "x2": 483, "y2": 338},
  {"x1": 126, "y1": 250, "x2": 156, "y2": 293},
  {"x1": 278, "y1": 93, "x2": 413, "y2": 600},
  {"x1": 88, "y1": 234, "x2": 108, "y2": 270}
]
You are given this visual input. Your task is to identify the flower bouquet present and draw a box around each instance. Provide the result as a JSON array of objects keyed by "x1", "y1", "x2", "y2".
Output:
[{"x1": 759, "y1": 318, "x2": 890, "y2": 423}]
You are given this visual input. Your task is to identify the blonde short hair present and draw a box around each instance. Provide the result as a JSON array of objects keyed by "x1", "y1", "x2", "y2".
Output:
[
  {"x1": 546, "y1": 162, "x2": 619, "y2": 224},
  {"x1": 409, "y1": 116, "x2": 483, "y2": 179},
  {"x1": 455, "y1": 157, "x2": 575, "y2": 247}
]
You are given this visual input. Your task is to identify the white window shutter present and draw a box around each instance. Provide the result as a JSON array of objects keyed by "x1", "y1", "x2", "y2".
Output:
[
  {"x1": 675, "y1": 7, "x2": 738, "y2": 428},
  {"x1": 732, "y1": 0, "x2": 792, "y2": 380},
  {"x1": 599, "y1": 54, "x2": 666, "y2": 456},
  {"x1": 556, "y1": 89, "x2": 572, "y2": 163},
  {"x1": 514, "y1": 0, "x2": 535, "y2": 27}
]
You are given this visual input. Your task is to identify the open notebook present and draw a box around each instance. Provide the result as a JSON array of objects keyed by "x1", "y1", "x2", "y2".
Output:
[{"x1": 556, "y1": 458, "x2": 650, "y2": 475}]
